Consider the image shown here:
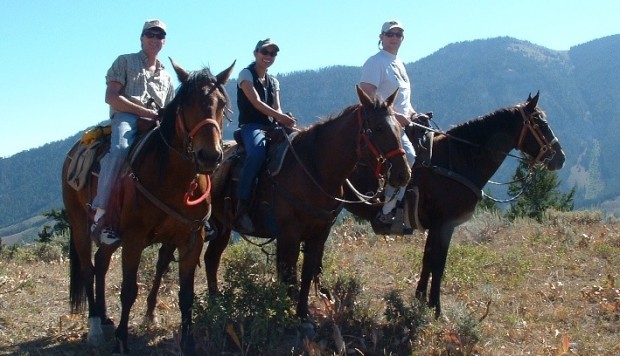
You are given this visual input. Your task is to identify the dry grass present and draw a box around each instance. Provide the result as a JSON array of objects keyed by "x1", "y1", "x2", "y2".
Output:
[{"x1": 1, "y1": 210, "x2": 619, "y2": 355}]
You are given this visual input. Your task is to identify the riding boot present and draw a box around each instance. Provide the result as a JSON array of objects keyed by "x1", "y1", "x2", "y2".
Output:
[{"x1": 234, "y1": 200, "x2": 255, "y2": 234}]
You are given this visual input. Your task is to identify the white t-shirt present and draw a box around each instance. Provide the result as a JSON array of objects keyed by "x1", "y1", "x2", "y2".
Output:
[{"x1": 360, "y1": 50, "x2": 413, "y2": 116}]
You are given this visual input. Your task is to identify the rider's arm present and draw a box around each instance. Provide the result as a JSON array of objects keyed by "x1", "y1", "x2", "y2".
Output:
[
  {"x1": 105, "y1": 81, "x2": 158, "y2": 119},
  {"x1": 239, "y1": 80, "x2": 295, "y2": 128}
]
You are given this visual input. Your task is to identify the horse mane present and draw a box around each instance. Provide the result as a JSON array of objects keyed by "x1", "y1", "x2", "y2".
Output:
[
  {"x1": 291, "y1": 105, "x2": 357, "y2": 151},
  {"x1": 294, "y1": 96, "x2": 386, "y2": 143},
  {"x1": 446, "y1": 105, "x2": 521, "y2": 144}
]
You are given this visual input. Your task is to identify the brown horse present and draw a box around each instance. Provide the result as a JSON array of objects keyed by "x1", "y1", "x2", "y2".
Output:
[
  {"x1": 62, "y1": 59, "x2": 234, "y2": 354},
  {"x1": 344, "y1": 92, "x2": 566, "y2": 317},
  {"x1": 194, "y1": 86, "x2": 410, "y2": 322}
]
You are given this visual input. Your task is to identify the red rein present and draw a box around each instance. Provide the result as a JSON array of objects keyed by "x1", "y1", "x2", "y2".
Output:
[{"x1": 184, "y1": 175, "x2": 211, "y2": 206}]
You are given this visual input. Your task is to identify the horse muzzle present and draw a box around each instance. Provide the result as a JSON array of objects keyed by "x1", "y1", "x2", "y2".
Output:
[
  {"x1": 387, "y1": 160, "x2": 411, "y2": 188},
  {"x1": 193, "y1": 147, "x2": 223, "y2": 174},
  {"x1": 545, "y1": 146, "x2": 566, "y2": 171}
]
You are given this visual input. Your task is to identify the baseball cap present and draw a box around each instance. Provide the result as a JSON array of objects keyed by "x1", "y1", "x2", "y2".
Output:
[
  {"x1": 381, "y1": 20, "x2": 404, "y2": 33},
  {"x1": 143, "y1": 19, "x2": 167, "y2": 34},
  {"x1": 255, "y1": 38, "x2": 280, "y2": 52}
]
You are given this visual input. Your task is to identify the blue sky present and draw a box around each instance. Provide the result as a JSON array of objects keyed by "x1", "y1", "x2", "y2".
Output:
[{"x1": 1, "y1": 0, "x2": 618, "y2": 158}]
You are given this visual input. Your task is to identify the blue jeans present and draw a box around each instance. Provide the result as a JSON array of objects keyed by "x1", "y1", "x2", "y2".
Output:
[
  {"x1": 237, "y1": 123, "x2": 270, "y2": 202},
  {"x1": 382, "y1": 128, "x2": 415, "y2": 214},
  {"x1": 93, "y1": 112, "x2": 138, "y2": 210}
]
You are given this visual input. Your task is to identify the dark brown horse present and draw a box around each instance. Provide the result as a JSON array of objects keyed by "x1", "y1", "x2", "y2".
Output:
[
  {"x1": 196, "y1": 86, "x2": 411, "y2": 322},
  {"x1": 344, "y1": 92, "x2": 566, "y2": 317},
  {"x1": 62, "y1": 59, "x2": 234, "y2": 354}
]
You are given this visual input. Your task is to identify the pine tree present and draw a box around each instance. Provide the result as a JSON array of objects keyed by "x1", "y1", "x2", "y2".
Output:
[
  {"x1": 39, "y1": 208, "x2": 70, "y2": 239},
  {"x1": 505, "y1": 161, "x2": 575, "y2": 222},
  {"x1": 38, "y1": 225, "x2": 53, "y2": 243}
]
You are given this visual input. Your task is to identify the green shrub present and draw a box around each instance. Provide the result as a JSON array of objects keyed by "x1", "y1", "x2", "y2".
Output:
[{"x1": 193, "y1": 242, "x2": 300, "y2": 354}]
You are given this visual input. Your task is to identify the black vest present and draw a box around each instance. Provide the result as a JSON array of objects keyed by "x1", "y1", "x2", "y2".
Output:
[{"x1": 237, "y1": 65, "x2": 276, "y2": 127}]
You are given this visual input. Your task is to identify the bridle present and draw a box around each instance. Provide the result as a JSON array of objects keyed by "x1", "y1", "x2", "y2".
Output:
[
  {"x1": 516, "y1": 105, "x2": 558, "y2": 166},
  {"x1": 280, "y1": 105, "x2": 405, "y2": 205},
  {"x1": 137, "y1": 82, "x2": 225, "y2": 209},
  {"x1": 176, "y1": 110, "x2": 221, "y2": 158},
  {"x1": 356, "y1": 106, "x2": 406, "y2": 179},
  {"x1": 483, "y1": 105, "x2": 559, "y2": 203}
]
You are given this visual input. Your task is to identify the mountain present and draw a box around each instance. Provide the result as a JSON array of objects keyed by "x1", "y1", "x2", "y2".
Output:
[{"x1": 1, "y1": 35, "x2": 619, "y2": 239}]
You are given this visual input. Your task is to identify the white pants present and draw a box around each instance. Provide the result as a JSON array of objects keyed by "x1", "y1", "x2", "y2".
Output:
[{"x1": 382, "y1": 128, "x2": 415, "y2": 215}]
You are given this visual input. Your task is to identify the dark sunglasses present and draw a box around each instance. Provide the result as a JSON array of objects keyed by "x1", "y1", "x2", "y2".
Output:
[
  {"x1": 383, "y1": 31, "x2": 403, "y2": 39},
  {"x1": 259, "y1": 48, "x2": 278, "y2": 57},
  {"x1": 143, "y1": 31, "x2": 166, "y2": 40}
]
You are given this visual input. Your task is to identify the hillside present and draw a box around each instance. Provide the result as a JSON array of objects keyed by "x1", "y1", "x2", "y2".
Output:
[
  {"x1": 1, "y1": 35, "x2": 619, "y2": 233},
  {"x1": 0, "y1": 210, "x2": 618, "y2": 354}
]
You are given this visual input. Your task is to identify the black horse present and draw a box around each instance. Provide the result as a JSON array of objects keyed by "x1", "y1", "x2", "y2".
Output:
[{"x1": 344, "y1": 92, "x2": 566, "y2": 317}]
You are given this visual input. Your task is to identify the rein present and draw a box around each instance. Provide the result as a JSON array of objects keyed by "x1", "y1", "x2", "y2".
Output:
[
  {"x1": 129, "y1": 172, "x2": 210, "y2": 231},
  {"x1": 122, "y1": 87, "x2": 221, "y2": 237},
  {"x1": 411, "y1": 105, "x2": 557, "y2": 203},
  {"x1": 184, "y1": 174, "x2": 212, "y2": 206},
  {"x1": 280, "y1": 106, "x2": 402, "y2": 205}
]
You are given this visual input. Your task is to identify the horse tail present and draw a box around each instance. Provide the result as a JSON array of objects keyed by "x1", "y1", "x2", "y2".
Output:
[{"x1": 69, "y1": 225, "x2": 86, "y2": 314}]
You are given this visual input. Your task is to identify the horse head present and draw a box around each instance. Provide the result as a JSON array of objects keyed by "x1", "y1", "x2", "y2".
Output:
[
  {"x1": 169, "y1": 58, "x2": 236, "y2": 173},
  {"x1": 516, "y1": 92, "x2": 566, "y2": 171},
  {"x1": 356, "y1": 85, "x2": 411, "y2": 188}
]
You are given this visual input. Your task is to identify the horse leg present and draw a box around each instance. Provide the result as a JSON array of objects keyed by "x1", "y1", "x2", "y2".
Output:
[
  {"x1": 146, "y1": 243, "x2": 176, "y2": 323},
  {"x1": 416, "y1": 226, "x2": 454, "y2": 318},
  {"x1": 415, "y1": 232, "x2": 433, "y2": 304},
  {"x1": 276, "y1": 232, "x2": 301, "y2": 316},
  {"x1": 176, "y1": 240, "x2": 203, "y2": 355},
  {"x1": 204, "y1": 218, "x2": 231, "y2": 295},
  {"x1": 69, "y1": 225, "x2": 104, "y2": 347},
  {"x1": 93, "y1": 244, "x2": 119, "y2": 330},
  {"x1": 298, "y1": 232, "x2": 329, "y2": 321},
  {"x1": 113, "y1": 244, "x2": 143, "y2": 354}
]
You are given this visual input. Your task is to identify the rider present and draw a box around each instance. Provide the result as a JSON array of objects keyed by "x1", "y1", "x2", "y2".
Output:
[
  {"x1": 234, "y1": 38, "x2": 296, "y2": 234},
  {"x1": 91, "y1": 19, "x2": 175, "y2": 245},
  {"x1": 360, "y1": 20, "x2": 428, "y2": 234}
]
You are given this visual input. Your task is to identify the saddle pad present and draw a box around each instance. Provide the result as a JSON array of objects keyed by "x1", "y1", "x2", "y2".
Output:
[{"x1": 66, "y1": 141, "x2": 100, "y2": 191}]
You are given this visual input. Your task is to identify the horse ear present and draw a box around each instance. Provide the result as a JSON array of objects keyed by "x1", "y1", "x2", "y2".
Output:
[
  {"x1": 216, "y1": 60, "x2": 236, "y2": 85},
  {"x1": 385, "y1": 88, "x2": 399, "y2": 108},
  {"x1": 169, "y1": 57, "x2": 190, "y2": 83},
  {"x1": 356, "y1": 85, "x2": 373, "y2": 107},
  {"x1": 525, "y1": 90, "x2": 540, "y2": 111}
]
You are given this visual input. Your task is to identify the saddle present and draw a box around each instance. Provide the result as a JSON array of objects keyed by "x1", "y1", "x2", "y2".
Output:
[
  {"x1": 407, "y1": 112, "x2": 434, "y2": 168},
  {"x1": 66, "y1": 126, "x2": 111, "y2": 191},
  {"x1": 65, "y1": 119, "x2": 159, "y2": 192},
  {"x1": 216, "y1": 127, "x2": 299, "y2": 234},
  {"x1": 231, "y1": 126, "x2": 299, "y2": 178}
]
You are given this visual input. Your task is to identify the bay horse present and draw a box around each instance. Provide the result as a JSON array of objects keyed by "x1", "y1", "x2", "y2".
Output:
[
  {"x1": 344, "y1": 92, "x2": 566, "y2": 317},
  {"x1": 62, "y1": 59, "x2": 235, "y2": 354},
  {"x1": 198, "y1": 86, "x2": 411, "y2": 322}
]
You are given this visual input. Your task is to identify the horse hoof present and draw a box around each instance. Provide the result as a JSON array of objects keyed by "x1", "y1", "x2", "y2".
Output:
[
  {"x1": 112, "y1": 337, "x2": 129, "y2": 355},
  {"x1": 87, "y1": 333, "x2": 106, "y2": 348},
  {"x1": 144, "y1": 314, "x2": 160, "y2": 327},
  {"x1": 87, "y1": 317, "x2": 105, "y2": 347}
]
